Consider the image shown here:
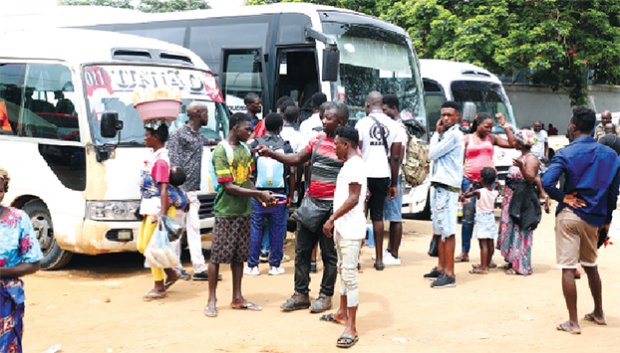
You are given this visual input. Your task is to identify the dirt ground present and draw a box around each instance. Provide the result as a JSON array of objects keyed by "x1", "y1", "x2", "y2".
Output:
[{"x1": 25, "y1": 206, "x2": 620, "y2": 353}]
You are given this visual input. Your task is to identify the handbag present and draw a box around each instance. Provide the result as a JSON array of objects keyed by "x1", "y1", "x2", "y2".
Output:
[
  {"x1": 291, "y1": 196, "x2": 333, "y2": 233},
  {"x1": 291, "y1": 135, "x2": 332, "y2": 233},
  {"x1": 427, "y1": 235, "x2": 439, "y2": 257}
]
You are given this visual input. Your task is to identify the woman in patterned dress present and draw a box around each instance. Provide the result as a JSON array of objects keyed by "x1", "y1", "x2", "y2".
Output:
[
  {"x1": 496, "y1": 130, "x2": 550, "y2": 275},
  {"x1": 0, "y1": 168, "x2": 43, "y2": 353}
]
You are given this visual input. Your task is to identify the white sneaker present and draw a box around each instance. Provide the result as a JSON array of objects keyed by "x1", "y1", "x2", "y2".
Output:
[
  {"x1": 371, "y1": 250, "x2": 390, "y2": 261},
  {"x1": 244, "y1": 266, "x2": 260, "y2": 276},
  {"x1": 383, "y1": 252, "x2": 401, "y2": 266},
  {"x1": 268, "y1": 266, "x2": 285, "y2": 276}
]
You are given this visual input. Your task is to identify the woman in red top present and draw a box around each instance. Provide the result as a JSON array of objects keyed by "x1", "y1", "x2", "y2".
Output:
[{"x1": 457, "y1": 112, "x2": 516, "y2": 262}]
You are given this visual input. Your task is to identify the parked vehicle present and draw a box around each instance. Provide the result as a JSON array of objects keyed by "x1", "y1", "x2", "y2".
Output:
[{"x1": 0, "y1": 28, "x2": 228, "y2": 269}]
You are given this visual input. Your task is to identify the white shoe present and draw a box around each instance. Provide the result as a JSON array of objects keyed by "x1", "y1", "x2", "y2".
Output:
[
  {"x1": 244, "y1": 266, "x2": 260, "y2": 276},
  {"x1": 383, "y1": 252, "x2": 401, "y2": 266},
  {"x1": 268, "y1": 266, "x2": 285, "y2": 276},
  {"x1": 371, "y1": 250, "x2": 390, "y2": 261}
]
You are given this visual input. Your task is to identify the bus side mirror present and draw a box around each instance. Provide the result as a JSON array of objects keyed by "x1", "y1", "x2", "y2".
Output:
[
  {"x1": 100, "y1": 112, "x2": 123, "y2": 138},
  {"x1": 322, "y1": 45, "x2": 339, "y2": 82}
]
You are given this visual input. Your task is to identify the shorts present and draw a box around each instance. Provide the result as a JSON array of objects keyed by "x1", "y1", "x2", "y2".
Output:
[
  {"x1": 367, "y1": 177, "x2": 390, "y2": 221},
  {"x1": 473, "y1": 211, "x2": 497, "y2": 240},
  {"x1": 555, "y1": 208, "x2": 599, "y2": 268},
  {"x1": 210, "y1": 216, "x2": 251, "y2": 264},
  {"x1": 430, "y1": 185, "x2": 459, "y2": 239},
  {"x1": 383, "y1": 176, "x2": 402, "y2": 222}
]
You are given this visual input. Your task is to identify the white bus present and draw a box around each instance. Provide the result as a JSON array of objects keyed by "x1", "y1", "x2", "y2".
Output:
[
  {"x1": 0, "y1": 28, "x2": 228, "y2": 269},
  {"x1": 421, "y1": 59, "x2": 520, "y2": 183}
]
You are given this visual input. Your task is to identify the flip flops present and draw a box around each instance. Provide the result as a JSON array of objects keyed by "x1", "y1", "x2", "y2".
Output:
[
  {"x1": 584, "y1": 312, "x2": 607, "y2": 325},
  {"x1": 230, "y1": 301, "x2": 263, "y2": 311},
  {"x1": 556, "y1": 321, "x2": 581, "y2": 335},
  {"x1": 320, "y1": 313, "x2": 346, "y2": 325},
  {"x1": 469, "y1": 267, "x2": 489, "y2": 275},
  {"x1": 164, "y1": 271, "x2": 181, "y2": 290},
  {"x1": 142, "y1": 289, "x2": 166, "y2": 301},
  {"x1": 204, "y1": 305, "x2": 218, "y2": 318},
  {"x1": 336, "y1": 335, "x2": 359, "y2": 348}
]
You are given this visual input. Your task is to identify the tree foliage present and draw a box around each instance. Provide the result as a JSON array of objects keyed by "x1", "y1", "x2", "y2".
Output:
[
  {"x1": 251, "y1": 0, "x2": 620, "y2": 106},
  {"x1": 61, "y1": 0, "x2": 209, "y2": 13}
]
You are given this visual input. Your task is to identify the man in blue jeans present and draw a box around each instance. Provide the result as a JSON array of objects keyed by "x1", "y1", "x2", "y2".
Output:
[
  {"x1": 542, "y1": 106, "x2": 620, "y2": 334},
  {"x1": 245, "y1": 113, "x2": 295, "y2": 276}
]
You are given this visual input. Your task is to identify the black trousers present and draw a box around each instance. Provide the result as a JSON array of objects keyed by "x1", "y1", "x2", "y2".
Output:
[{"x1": 294, "y1": 222, "x2": 338, "y2": 296}]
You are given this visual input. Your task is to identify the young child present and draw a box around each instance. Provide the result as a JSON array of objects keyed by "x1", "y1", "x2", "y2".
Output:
[
  {"x1": 322, "y1": 126, "x2": 367, "y2": 348},
  {"x1": 204, "y1": 112, "x2": 275, "y2": 318},
  {"x1": 465, "y1": 167, "x2": 499, "y2": 274}
]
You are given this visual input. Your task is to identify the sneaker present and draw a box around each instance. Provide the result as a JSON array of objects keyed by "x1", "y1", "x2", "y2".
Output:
[
  {"x1": 431, "y1": 274, "x2": 456, "y2": 288},
  {"x1": 310, "y1": 261, "x2": 318, "y2": 273},
  {"x1": 268, "y1": 266, "x2": 285, "y2": 276},
  {"x1": 259, "y1": 252, "x2": 269, "y2": 263},
  {"x1": 383, "y1": 252, "x2": 401, "y2": 266},
  {"x1": 244, "y1": 266, "x2": 260, "y2": 276},
  {"x1": 423, "y1": 267, "x2": 442, "y2": 280},
  {"x1": 192, "y1": 271, "x2": 209, "y2": 281},
  {"x1": 281, "y1": 254, "x2": 291, "y2": 263},
  {"x1": 178, "y1": 268, "x2": 191, "y2": 281},
  {"x1": 310, "y1": 294, "x2": 332, "y2": 313},
  {"x1": 280, "y1": 292, "x2": 310, "y2": 312}
]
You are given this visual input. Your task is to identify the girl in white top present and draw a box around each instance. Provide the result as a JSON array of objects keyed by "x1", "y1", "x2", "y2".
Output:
[{"x1": 463, "y1": 167, "x2": 499, "y2": 274}]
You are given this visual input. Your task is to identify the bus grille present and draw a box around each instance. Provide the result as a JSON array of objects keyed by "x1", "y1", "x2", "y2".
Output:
[{"x1": 198, "y1": 194, "x2": 216, "y2": 219}]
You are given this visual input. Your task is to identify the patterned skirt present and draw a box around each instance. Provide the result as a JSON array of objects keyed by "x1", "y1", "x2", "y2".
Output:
[
  {"x1": 0, "y1": 278, "x2": 24, "y2": 353},
  {"x1": 210, "y1": 216, "x2": 251, "y2": 264}
]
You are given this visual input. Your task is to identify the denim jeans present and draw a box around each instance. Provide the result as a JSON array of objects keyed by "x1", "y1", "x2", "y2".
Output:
[
  {"x1": 294, "y1": 220, "x2": 338, "y2": 297},
  {"x1": 248, "y1": 197, "x2": 287, "y2": 267},
  {"x1": 460, "y1": 177, "x2": 480, "y2": 253}
]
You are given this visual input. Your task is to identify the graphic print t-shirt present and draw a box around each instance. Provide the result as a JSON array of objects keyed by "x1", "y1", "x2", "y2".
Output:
[
  {"x1": 355, "y1": 112, "x2": 403, "y2": 178},
  {"x1": 213, "y1": 143, "x2": 254, "y2": 217}
]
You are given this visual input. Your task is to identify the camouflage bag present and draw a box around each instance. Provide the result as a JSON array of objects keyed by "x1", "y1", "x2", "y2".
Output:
[{"x1": 402, "y1": 119, "x2": 429, "y2": 188}]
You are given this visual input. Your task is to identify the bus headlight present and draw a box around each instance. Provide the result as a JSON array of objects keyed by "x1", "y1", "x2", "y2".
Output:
[{"x1": 86, "y1": 200, "x2": 141, "y2": 221}]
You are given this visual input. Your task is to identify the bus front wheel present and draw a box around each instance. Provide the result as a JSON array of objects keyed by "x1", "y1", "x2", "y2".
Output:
[{"x1": 22, "y1": 199, "x2": 73, "y2": 270}]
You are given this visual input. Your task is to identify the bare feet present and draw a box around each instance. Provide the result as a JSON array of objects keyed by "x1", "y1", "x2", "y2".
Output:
[
  {"x1": 583, "y1": 312, "x2": 607, "y2": 325},
  {"x1": 556, "y1": 321, "x2": 581, "y2": 335}
]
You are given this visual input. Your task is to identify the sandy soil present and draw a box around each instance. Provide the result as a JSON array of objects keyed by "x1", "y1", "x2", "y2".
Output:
[{"x1": 24, "y1": 208, "x2": 620, "y2": 353}]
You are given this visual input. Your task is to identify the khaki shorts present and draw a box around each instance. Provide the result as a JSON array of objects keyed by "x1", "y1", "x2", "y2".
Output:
[{"x1": 555, "y1": 208, "x2": 599, "y2": 268}]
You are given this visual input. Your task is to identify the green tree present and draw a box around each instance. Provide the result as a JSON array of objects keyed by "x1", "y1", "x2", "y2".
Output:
[{"x1": 61, "y1": 0, "x2": 210, "y2": 13}]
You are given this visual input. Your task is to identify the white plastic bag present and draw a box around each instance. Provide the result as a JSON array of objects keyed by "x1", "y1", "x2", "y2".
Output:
[
  {"x1": 144, "y1": 220, "x2": 180, "y2": 269},
  {"x1": 609, "y1": 210, "x2": 620, "y2": 239}
]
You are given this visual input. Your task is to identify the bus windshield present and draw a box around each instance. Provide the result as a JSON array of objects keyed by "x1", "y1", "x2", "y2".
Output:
[
  {"x1": 451, "y1": 80, "x2": 517, "y2": 133},
  {"x1": 83, "y1": 65, "x2": 229, "y2": 145},
  {"x1": 321, "y1": 22, "x2": 426, "y2": 133}
]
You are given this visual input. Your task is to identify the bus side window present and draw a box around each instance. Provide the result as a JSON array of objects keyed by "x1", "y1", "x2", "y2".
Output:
[
  {"x1": 0, "y1": 63, "x2": 27, "y2": 135},
  {"x1": 222, "y1": 49, "x2": 264, "y2": 113},
  {"x1": 21, "y1": 64, "x2": 80, "y2": 141}
]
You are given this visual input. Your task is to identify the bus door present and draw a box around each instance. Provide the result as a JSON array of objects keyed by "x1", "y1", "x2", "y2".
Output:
[
  {"x1": 221, "y1": 48, "x2": 266, "y2": 115},
  {"x1": 274, "y1": 48, "x2": 319, "y2": 119}
]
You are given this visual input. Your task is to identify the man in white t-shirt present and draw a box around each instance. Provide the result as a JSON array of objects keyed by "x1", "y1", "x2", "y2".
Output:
[
  {"x1": 380, "y1": 94, "x2": 408, "y2": 266},
  {"x1": 355, "y1": 91, "x2": 403, "y2": 271},
  {"x1": 322, "y1": 125, "x2": 366, "y2": 349},
  {"x1": 299, "y1": 92, "x2": 327, "y2": 145},
  {"x1": 531, "y1": 120, "x2": 548, "y2": 161},
  {"x1": 280, "y1": 105, "x2": 303, "y2": 152}
]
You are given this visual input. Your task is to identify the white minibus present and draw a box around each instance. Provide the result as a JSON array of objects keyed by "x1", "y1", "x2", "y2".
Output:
[{"x1": 0, "y1": 28, "x2": 228, "y2": 269}]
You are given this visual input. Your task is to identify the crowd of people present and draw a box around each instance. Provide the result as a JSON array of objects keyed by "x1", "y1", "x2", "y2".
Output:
[{"x1": 3, "y1": 89, "x2": 620, "y2": 351}]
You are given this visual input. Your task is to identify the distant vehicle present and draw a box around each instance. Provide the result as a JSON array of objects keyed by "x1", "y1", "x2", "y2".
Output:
[
  {"x1": 0, "y1": 28, "x2": 228, "y2": 269},
  {"x1": 421, "y1": 59, "x2": 520, "y2": 181}
]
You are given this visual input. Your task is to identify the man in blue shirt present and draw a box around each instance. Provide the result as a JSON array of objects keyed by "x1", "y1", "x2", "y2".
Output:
[
  {"x1": 424, "y1": 101, "x2": 464, "y2": 288},
  {"x1": 542, "y1": 106, "x2": 620, "y2": 335}
]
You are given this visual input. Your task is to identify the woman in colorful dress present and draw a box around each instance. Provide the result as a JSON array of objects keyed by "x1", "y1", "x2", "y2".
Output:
[
  {"x1": 496, "y1": 129, "x2": 550, "y2": 275},
  {"x1": 0, "y1": 168, "x2": 43, "y2": 353},
  {"x1": 136, "y1": 121, "x2": 180, "y2": 301}
]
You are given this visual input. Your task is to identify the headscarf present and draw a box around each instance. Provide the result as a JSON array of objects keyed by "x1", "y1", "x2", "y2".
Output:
[
  {"x1": 515, "y1": 129, "x2": 538, "y2": 147},
  {"x1": 0, "y1": 167, "x2": 9, "y2": 192}
]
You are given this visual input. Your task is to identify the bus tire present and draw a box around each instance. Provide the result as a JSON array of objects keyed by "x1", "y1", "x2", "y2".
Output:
[{"x1": 22, "y1": 199, "x2": 73, "y2": 270}]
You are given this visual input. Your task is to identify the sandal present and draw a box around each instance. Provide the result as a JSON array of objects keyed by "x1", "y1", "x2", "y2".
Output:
[
  {"x1": 336, "y1": 335, "x2": 359, "y2": 348},
  {"x1": 142, "y1": 289, "x2": 166, "y2": 301},
  {"x1": 469, "y1": 267, "x2": 488, "y2": 275},
  {"x1": 556, "y1": 321, "x2": 581, "y2": 335},
  {"x1": 505, "y1": 268, "x2": 518, "y2": 275},
  {"x1": 583, "y1": 312, "x2": 607, "y2": 325},
  {"x1": 455, "y1": 254, "x2": 469, "y2": 262},
  {"x1": 231, "y1": 300, "x2": 262, "y2": 311},
  {"x1": 204, "y1": 305, "x2": 218, "y2": 318},
  {"x1": 320, "y1": 313, "x2": 346, "y2": 325},
  {"x1": 164, "y1": 271, "x2": 180, "y2": 290}
]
